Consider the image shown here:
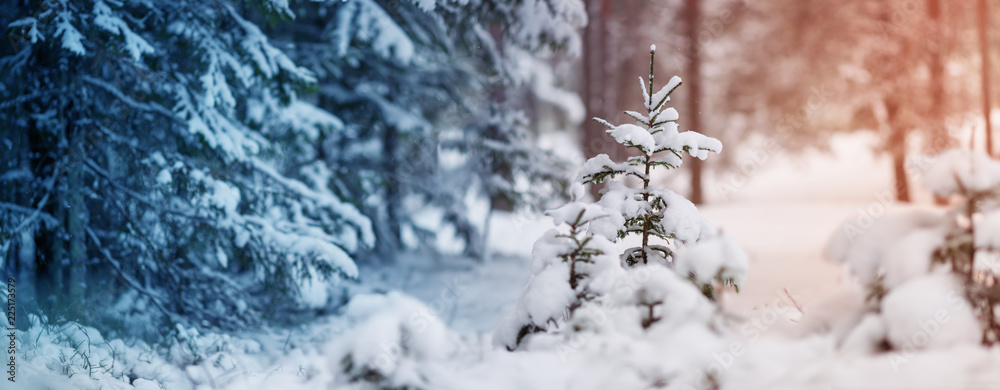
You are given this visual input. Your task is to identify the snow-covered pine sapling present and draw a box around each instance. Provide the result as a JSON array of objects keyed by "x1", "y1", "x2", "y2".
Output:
[
  {"x1": 826, "y1": 150, "x2": 1000, "y2": 350},
  {"x1": 581, "y1": 46, "x2": 740, "y2": 293},
  {"x1": 330, "y1": 292, "x2": 459, "y2": 388},
  {"x1": 555, "y1": 208, "x2": 607, "y2": 296},
  {"x1": 496, "y1": 46, "x2": 749, "y2": 351},
  {"x1": 493, "y1": 196, "x2": 622, "y2": 350},
  {"x1": 583, "y1": 45, "x2": 722, "y2": 271},
  {"x1": 925, "y1": 151, "x2": 1000, "y2": 344}
]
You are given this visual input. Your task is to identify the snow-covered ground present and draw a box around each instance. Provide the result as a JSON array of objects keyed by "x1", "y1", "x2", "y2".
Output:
[
  {"x1": 344, "y1": 132, "x2": 1000, "y2": 389},
  {"x1": 701, "y1": 201, "x2": 851, "y2": 312},
  {"x1": 488, "y1": 132, "x2": 897, "y2": 314},
  {"x1": 699, "y1": 132, "x2": 946, "y2": 314},
  {"x1": 20, "y1": 133, "x2": 1000, "y2": 389},
  {"x1": 357, "y1": 254, "x2": 531, "y2": 336}
]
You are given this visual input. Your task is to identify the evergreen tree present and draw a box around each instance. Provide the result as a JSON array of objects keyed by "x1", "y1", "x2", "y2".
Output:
[
  {"x1": 0, "y1": 0, "x2": 373, "y2": 332},
  {"x1": 495, "y1": 46, "x2": 747, "y2": 352},
  {"x1": 828, "y1": 150, "x2": 1000, "y2": 352},
  {"x1": 0, "y1": 0, "x2": 586, "y2": 334},
  {"x1": 276, "y1": 0, "x2": 582, "y2": 258}
]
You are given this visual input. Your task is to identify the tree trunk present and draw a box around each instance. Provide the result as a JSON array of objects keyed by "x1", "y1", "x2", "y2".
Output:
[
  {"x1": 927, "y1": 0, "x2": 946, "y2": 148},
  {"x1": 600, "y1": 0, "x2": 615, "y2": 127},
  {"x1": 488, "y1": 25, "x2": 514, "y2": 212},
  {"x1": 581, "y1": 0, "x2": 614, "y2": 200},
  {"x1": 891, "y1": 145, "x2": 910, "y2": 202},
  {"x1": 927, "y1": 0, "x2": 950, "y2": 205},
  {"x1": 49, "y1": 95, "x2": 69, "y2": 302},
  {"x1": 379, "y1": 125, "x2": 402, "y2": 257},
  {"x1": 979, "y1": 0, "x2": 993, "y2": 156},
  {"x1": 886, "y1": 99, "x2": 911, "y2": 202},
  {"x1": 66, "y1": 106, "x2": 87, "y2": 302},
  {"x1": 685, "y1": 0, "x2": 705, "y2": 204},
  {"x1": 12, "y1": 118, "x2": 37, "y2": 328}
]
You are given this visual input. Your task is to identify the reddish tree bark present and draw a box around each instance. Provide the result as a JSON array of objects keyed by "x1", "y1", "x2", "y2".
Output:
[
  {"x1": 979, "y1": 0, "x2": 993, "y2": 156},
  {"x1": 685, "y1": 0, "x2": 705, "y2": 204}
]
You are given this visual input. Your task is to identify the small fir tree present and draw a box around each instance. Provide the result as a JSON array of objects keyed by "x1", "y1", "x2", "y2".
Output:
[
  {"x1": 495, "y1": 46, "x2": 748, "y2": 351},
  {"x1": 828, "y1": 150, "x2": 1000, "y2": 352},
  {"x1": 913, "y1": 151, "x2": 1000, "y2": 344}
]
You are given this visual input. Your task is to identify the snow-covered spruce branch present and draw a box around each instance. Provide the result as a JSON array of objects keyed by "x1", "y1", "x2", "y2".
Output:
[
  {"x1": 248, "y1": 159, "x2": 374, "y2": 247},
  {"x1": 84, "y1": 227, "x2": 181, "y2": 326},
  {"x1": 0, "y1": 88, "x2": 63, "y2": 110},
  {"x1": 80, "y1": 157, "x2": 210, "y2": 223},
  {"x1": 0, "y1": 198, "x2": 58, "y2": 228},
  {"x1": 80, "y1": 75, "x2": 181, "y2": 123}
]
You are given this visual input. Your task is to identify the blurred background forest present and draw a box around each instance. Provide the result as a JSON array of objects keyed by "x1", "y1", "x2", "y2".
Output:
[{"x1": 588, "y1": 0, "x2": 999, "y2": 205}]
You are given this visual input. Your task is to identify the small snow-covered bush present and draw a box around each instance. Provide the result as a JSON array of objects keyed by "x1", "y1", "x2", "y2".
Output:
[
  {"x1": 328, "y1": 292, "x2": 461, "y2": 389},
  {"x1": 827, "y1": 150, "x2": 1000, "y2": 351},
  {"x1": 493, "y1": 46, "x2": 748, "y2": 388},
  {"x1": 16, "y1": 314, "x2": 270, "y2": 390}
]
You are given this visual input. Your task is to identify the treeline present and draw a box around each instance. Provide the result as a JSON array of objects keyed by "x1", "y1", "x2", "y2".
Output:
[{"x1": 0, "y1": 0, "x2": 583, "y2": 335}]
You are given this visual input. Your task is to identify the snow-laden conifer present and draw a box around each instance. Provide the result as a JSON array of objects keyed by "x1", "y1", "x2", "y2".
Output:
[
  {"x1": 828, "y1": 150, "x2": 1000, "y2": 350},
  {"x1": 496, "y1": 46, "x2": 748, "y2": 352}
]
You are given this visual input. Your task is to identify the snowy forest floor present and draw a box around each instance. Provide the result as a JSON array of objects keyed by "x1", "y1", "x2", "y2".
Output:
[
  {"x1": 363, "y1": 201, "x2": 853, "y2": 342},
  {"x1": 363, "y1": 132, "x2": 908, "y2": 346},
  {"x1": 27, "y1": 133, "x2": 988, "y2": 390},
  {"x1": 369, "y1": 200, "x2": 861, "y2": 338}
]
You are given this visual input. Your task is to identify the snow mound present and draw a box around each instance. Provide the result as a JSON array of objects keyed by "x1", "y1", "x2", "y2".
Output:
[
  {"x1": 675, "y1": 233, "x2": 749, "y2": 290},
  {"x1": 881, "y1": 273, "x2": 981, "y2": 351},
  {"x1": 18, "y1": 315, "x2": 270, "y2": 390},
  {"x1": 328, "y1": 292, "x2": 459, "y2": 389},
  {"x1": 825, "y1": 210, "x2": 945, "y2": 285},
  {"x1": 923, "y1": 149, "x2": 1000, "y2": 196}
]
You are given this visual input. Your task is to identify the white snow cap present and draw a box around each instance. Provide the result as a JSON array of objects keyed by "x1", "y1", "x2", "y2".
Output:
[
  {"x1": 329, "y1": 292, "x2": 458, "y2": 384},
  {"x1": 879, "y1": 228, "x2": 943, "y2": 289},
  {"x1": 519, "y1": 263, "x2": 576, "y2": 327},
  {"x1": 880, "y1": 273, "x2": 981, "y2": 350},
  {"x1": 648, "y1": 78, "x2": 682, "y2": 112},
  {"x1": 975, "y1": 210, "x2": 1000, "y2": 250},
  {"x1": 547, "y1": 201, "x2": 613, "y2": 227},
  {"x1": 579, "y1": 154, "x2": 625, "y2": 181},
  {"x1": 633, "y1": 266, "x2": 711, "y2": 316},
  {"x1": 650, "y1": 189, "x2": 717, "y2": 244},
  {"x1": 545, "y1": 201, "x2": 624, "y2": 241},
  {"x1": 674, "y1": 233, "x2": 749, "y2": 289},
  {"x1": 492, "y1": 261, "x2": 575, "y2": 349},
  {"x1": 610, "y1": 123, "x2": 656, "y2": 153},
  {"x1": 923, "y1": 149, "x2": 1000, "y2": 196},
  {"x1": 825, "y1": 211, "x2": 944, "y2": 285}
]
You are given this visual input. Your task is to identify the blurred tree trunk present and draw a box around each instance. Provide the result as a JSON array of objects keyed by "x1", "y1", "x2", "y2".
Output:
[
  {"x1": 928, "y1": 0, "x2": 950, "y2": 205},
  {"x1": 581, "y1": 0, "x2": 614, "y2": 199},
  {"x1": 11, "y1": 116, "x2": 37, "y2": 328},
  {"x1": 873, "y1": 1, "x2": 912, "y2": 203},
  {"x1": 886, "y1": 98, "x2": 911, "y2": 202},
  {"x1": 379, "y1": 125, "x2": 403, "y2": 256},
  {"x1": 927, "y1": 0, "x2": 946, "y2": 147},
  {"x1": 489, "y1": 25, "x2": 514, "y2": 212},
  {"x1": 49, "y1": 76, "x2": 69, "y2": 302},
  {"x1": 601, "y1": 0, "x2": 615, "y2": 129},
  {"x1": 67, "y1": 103, "x2": 87, "y2": 302},
  {"x1": 979, "y1": 0, "x2": 993, "y2": 156},
  {"x1": 685, "y1": 0, "x2": 704, "y2": 204}
]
